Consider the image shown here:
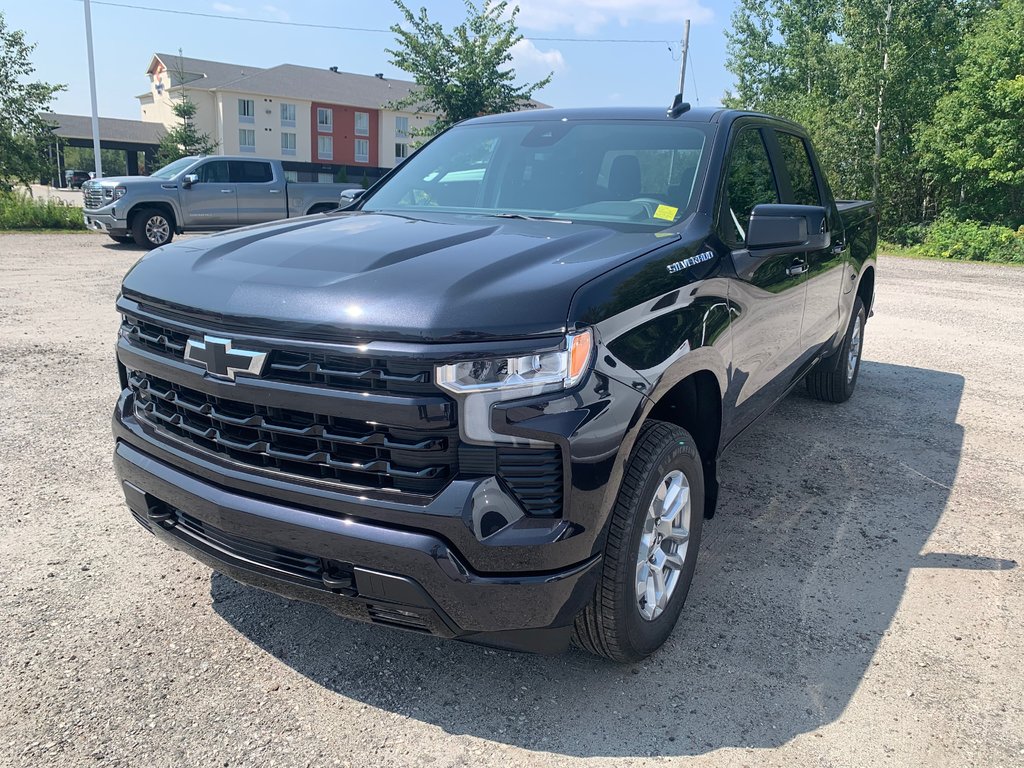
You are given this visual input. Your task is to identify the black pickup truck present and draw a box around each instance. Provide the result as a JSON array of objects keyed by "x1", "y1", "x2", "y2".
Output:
[{"x1": 112, "y1": 104, "x2": 876, "y2": 662}]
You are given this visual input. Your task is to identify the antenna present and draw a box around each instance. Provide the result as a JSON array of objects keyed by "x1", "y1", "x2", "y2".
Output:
[{"x1": 677, "y1": 20, "x2": 690, "y2": 96}]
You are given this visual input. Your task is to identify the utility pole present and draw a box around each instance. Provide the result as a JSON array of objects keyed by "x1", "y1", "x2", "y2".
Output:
[
  {"x1": 677, "y1": 19, "x2": 691, "y2": 97},
  {"x1": 83, "y1": 0, "x2": 103, "y2": 178}
]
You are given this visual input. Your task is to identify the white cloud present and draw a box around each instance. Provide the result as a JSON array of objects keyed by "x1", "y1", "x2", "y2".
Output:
[
  {"x1": 511, "y1": 39, "x2": 566, "y2": 80},
  {"x1": 261, "y1": 4, "x2": 290, "y2": 22},
  {"x1": 211, "y1": 2, "x2": 246, "y2": 14},
  {"x1": 511, "y1": 0, "x2": 713, "y2": 35}
]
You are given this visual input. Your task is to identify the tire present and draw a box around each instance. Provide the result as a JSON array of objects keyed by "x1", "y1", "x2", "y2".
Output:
[
  {"x1": 573, "y1": 420, "x2": 705, "y2": 662},
  {"x1": 805, "y1": 296, "x2": 867, "y2": 403},
  {"x1": 108, "y1": 234, "x2": 133, "y2": 244},
  {"x1": 131, "y1": 208, "x2": 174, "y2": 250}
]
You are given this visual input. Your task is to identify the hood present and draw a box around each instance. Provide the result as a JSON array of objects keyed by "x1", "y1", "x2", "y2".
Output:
[
  {"x1": 121, "y1": 211, "x2": 680, "y2": 343},
  {"x1": 87, "y1": 176, "x2": 148, "y2": 187}
]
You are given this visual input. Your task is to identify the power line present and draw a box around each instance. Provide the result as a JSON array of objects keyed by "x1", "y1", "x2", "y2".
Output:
[{"x1": 70, "y1": 0, "x2": 676, "y2": 44}]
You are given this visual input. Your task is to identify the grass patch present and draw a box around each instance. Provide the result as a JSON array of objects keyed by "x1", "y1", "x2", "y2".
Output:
[
  {"x1": 881, "y1": 217, "x2": 1024, "y2": 265},
  {"x1": 0, "y1": 191, "x2": 85, "y2": 231}
]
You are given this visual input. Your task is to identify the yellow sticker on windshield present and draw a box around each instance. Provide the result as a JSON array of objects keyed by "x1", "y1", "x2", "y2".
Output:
[{"x1": 653, "y1": 204, "x2": 678, "y2": 221}]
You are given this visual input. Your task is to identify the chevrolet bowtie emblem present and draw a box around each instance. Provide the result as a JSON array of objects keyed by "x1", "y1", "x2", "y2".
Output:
[{"x1": 183, "y1": 335, "x2": 267, "y2": 381}]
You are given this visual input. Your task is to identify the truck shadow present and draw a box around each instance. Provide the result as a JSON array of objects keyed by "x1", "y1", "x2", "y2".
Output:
[{"x1": 210, "y1": 360, "x2": 1002, "y2": 757}]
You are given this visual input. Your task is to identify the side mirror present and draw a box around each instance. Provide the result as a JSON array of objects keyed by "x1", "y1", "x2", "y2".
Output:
[
  {"x1": 339, "y1": 188, "x2": 365, "y2": 204},
  {"x1": 181, "y1": 173, "x2": 199, "y2": 189},
  {"x1": 746, "y1": 204, "x2": 830, "y2": 251}
]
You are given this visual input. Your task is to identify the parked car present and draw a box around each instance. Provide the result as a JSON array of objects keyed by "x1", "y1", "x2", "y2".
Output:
[
  {"x1": 81, "y1": 156, "x2": 360, "y2": 248},
  {"x1": 66, "y1": 170, "x2": 91, "y2": 189},
  {"x1": 112, "y1": 103, "x2": 877, "y2": 661}
]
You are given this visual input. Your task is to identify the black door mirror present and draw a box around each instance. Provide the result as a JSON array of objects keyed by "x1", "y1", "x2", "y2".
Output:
[
  {"x1": 181, "y1": 173, "x2": 199, "y2": 189},
  {"x1": 746, "y1": 204, "x2": 830, "y2": 251}
]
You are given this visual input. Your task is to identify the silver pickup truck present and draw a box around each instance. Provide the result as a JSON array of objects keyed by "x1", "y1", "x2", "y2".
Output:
[{"x1": 82, "y1": 156, "x2": 360, "y2": 248}]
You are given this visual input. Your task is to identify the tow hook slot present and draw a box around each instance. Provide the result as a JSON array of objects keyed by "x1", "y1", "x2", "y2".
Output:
[{"x1": 321, "y1": 561, "x2": 356, "y2": 595}]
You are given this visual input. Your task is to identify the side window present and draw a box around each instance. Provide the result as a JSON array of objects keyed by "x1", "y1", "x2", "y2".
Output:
[
  {"x1": 230, "y1": 161, "x2": 274, "y2": 184},
  {"x1": 776, "y1": 132, "x2": 821, "y2": 206},
  {"x1": 721, "y1": 127, "x2": 779, "y2": 245},
  {"x1": 197, "y1": 161, "x2": 230, "y2": 183}
]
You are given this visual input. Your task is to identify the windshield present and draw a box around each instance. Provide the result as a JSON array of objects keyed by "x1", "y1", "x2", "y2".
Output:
[
  {"x1": 362, "y1": 120, "x2": 712, "y2": 227},
  {"x1": 149, "y1": 157, "x2": 198, "y2": 180}
]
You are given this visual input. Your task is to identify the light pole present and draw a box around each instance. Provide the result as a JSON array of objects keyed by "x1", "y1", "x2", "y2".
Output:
[{"x1": 83, "y1": 0, "x2": 103, "y2": 178}]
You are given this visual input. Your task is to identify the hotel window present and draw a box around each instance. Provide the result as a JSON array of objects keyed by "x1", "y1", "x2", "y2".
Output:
[
  {"x1": 238, "y1": 99, "x2": 254, "y2": 123},
  {"x1": 318, "y1": 172, "x2": 334, "y2": 184},
  {"x1": 239, "y1": 128, "x2": 256, "y2": 152},
  {"x1": 354, "y1": 139, "x2": 369, "y2": 163},
  {"x1": 395, "y1": 142, "x2": 409, "y2": 162},
  {"x1": 281, "y1": 132, "x2": 296, "y2": 156},
  {"x1": 317, "y1": 107, "x2": 332, "y2": 132},
  {"x1": 280, "y1": 103, "x2": 296, "y2": 127},
  {"x1": 355, "y1": 111, "x2": 369, "y2": 137},
  {"x1": 395, "y1": 115, "x2": 409, "y2": 138},
  {"x1": 318, "y1": 135, "x2": 333, "y2": 160},
  {"x1": 284, "y1": 170, "x2": 298, "y2": 182}
]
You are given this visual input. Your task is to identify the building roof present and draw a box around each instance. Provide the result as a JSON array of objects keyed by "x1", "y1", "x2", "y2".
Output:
[
  {"x1": 149, "y1": 53, "x2": 264, "y2": 89},
  {"x1": 217, "y1": 64, "x2": 424, "y2": 111},
  {"x1": 42, "y1": 112, "x2": 165, "y2": 146}
]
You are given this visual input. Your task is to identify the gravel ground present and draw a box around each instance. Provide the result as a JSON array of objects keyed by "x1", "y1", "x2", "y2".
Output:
[{"x1": 1, "y1": 232, "x2": 1021, "y2": 768}]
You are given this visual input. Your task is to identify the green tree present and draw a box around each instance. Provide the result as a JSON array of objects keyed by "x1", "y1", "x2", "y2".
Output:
[
  {"x1": 0, "y1": 12, "x2": 64, "y2": 192},
  {"x1": 918, "y1": 0, "x2": 1024, "y2": 226},
  {"x1": 386, "y1": 0, "x2": 552, "y2": 137},
  {"x1": 725, "y1": 0, "x2": 974, "y2": 232},
  {"x1": 154, "y1": 97, "x2": 217, "y2": 166}
]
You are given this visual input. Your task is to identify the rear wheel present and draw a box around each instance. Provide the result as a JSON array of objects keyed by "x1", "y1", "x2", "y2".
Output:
[
  {"x1": 805, "y1": 296, "x2": 866, "y2": 403},
  {"x1": 131, "y1": 208, "x2": 174, "y2": 249},
  {"x1": 573, "y1": 421, "x2": 704, "y2": 662}
]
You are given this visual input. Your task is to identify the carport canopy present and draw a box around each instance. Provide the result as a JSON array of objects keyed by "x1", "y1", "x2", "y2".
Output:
[{"x1": 42, "y1": 112, "x2": 164, "y2": 179}]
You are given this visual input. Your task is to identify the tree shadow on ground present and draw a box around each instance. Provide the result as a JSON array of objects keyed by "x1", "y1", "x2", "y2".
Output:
[{"x1": 211, "y1": 361, "x2": 1008, "y2": 757}]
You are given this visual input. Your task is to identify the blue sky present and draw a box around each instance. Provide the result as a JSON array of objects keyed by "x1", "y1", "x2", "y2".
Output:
[{"x1": 6, "y1": 0, "x2": 738, "y2": 120}]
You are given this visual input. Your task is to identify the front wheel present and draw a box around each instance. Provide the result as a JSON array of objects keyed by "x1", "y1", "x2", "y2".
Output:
[
  {"x1": 131, "y1": 208, "x2": 174, "y2": 250},
  {"x1": 573, "y1": 421, "x2": 704, "y2": 662},
  {"x1": 805, "y1": 296, "x2": 867, "y2": 403}
]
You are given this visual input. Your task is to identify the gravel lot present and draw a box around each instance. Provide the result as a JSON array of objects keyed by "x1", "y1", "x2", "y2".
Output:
[{"x1": 1, "y1": 232, "x2": 1021, "y2": 768}]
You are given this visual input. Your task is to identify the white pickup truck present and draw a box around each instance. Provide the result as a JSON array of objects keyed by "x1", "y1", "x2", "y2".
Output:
[{"x1": 82, "y1": 155, "x2": 360, "y2": 248}]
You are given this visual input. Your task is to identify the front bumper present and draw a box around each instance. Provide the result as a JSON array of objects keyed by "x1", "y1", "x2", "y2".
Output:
[
  {"x1": 115, "y1": 440, "x2": 603, "y2": 652},
  {"x1": 83, "y1": 209, "x2": 127, "y2": 236}
]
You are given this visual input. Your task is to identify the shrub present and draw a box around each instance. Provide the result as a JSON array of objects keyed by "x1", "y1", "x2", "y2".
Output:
[
  {"x1": 916, "y1": 216, "x2": 1024, "y2": 264},
  {"x1": 0, "y1": 192, "x2": 85, "y2": 231}
]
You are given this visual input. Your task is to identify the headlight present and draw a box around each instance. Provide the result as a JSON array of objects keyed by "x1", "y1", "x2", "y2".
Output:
[
  {"x1": 436, "y1": 329, "x2": 593, "y2": 395},
  {"x1": 103, "y1": 188, "x2": 114, "y2": 199},
  {"x1": 113, "y1": 186, "x2": 126, "y2": 200}
]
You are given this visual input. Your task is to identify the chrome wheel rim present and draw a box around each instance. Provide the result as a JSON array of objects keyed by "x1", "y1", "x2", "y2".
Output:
[
  {"x1": 145, "y1": 215, "x2": 170, "y2": 245},
  {"x1": 847, "y1": 314, "x2": 862, "y2": 383},
  {"x1": 635, "y1": 469, "x2": 691, "y2": 621}
]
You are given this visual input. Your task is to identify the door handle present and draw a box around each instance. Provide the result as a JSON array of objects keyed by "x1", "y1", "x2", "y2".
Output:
[
  {"x1": 831, "y1": 242, "x2": 846, "y2": 255},
  {"x1": 220, "y1": 189, "x2": 233, "y2": 194},
  {"x1": 269, "y1": 189, "x2": 281, "y2": 194},
  {"x1": 786, "y1": 259, "x2": 809, "y2": 277}
]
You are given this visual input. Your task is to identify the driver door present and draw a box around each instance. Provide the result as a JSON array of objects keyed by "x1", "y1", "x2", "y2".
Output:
[
  {"x1": 181, "y1": 160, "x2": 237, "y2": 227},
  {"x1": 720, "y1": 125, "x2": 809, "y2": 441}
]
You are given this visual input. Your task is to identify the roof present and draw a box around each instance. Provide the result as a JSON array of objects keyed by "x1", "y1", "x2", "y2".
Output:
[
  {"x1": 463, "y1": 106, "x2": 727, "y2": 124},
  {"x1": 41, "y1": 112, "x2": 165, "y2": 145},
  {"x1": 150, "y1": 53, "x2": 263, "y2": 89}
]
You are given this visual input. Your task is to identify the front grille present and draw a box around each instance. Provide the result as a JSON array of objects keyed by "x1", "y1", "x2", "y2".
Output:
[
  {"x1": 121, "y1": 313, "x2": 435, "y2": 395},
  {"x1": 129, "y1": 372, "x2": 457, "y2": 494},
  {"x1": 83, "y1": 186, "x2": 104, "y2": 209}
]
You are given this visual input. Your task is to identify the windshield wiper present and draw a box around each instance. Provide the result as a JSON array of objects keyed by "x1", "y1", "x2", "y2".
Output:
[{"x1": 490, "y1": 212, "x2": 572, "y2": 223}]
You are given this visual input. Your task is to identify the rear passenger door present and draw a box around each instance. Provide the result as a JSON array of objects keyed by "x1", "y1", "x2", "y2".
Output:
[
  {"x1": 769, "y1": 130, "x2": 847, "y2": 353},
  {"x1": 230, "y1": 160, "x2": 287, "y2": 225},
  {"x1": 720, "y1": 124, "x2": 809, "y2": 438}
]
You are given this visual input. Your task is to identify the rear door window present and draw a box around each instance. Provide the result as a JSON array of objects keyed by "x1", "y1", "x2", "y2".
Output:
[
  {"x1": 720, "y1": 127, "x2": 779, "y2": 245},
  {"x1": 229, "y1": 161, "x2": 274, "y2": 184},
  {"x1": 775, "y1": 132, "x2": 821, "y2": 206},
  {"x1": 197, "y1": 161, "x2": 230, "y2": 183}
]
